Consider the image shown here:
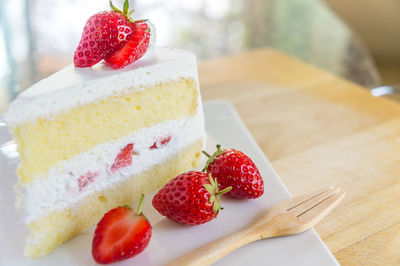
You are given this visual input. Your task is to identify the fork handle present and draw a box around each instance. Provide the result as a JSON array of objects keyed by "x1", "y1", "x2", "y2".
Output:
[{"x1": 168, "y1": 227, "x2": 262, "y2": 266}]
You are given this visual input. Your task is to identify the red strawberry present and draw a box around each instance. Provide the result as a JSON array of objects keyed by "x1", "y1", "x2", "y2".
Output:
[
  {"x1": 92, "y1": 194, "x2": 152, "y2": 264},
  {"x1": 149, "y1": 135, "x2": 172, "y2": 149},
  {"x1": 152, "y1": 171, "x2": 231, "y2": 225},
  {"x1": 74, "y1": 11, "x2": 133, "y2": 67},
  {"x1": 105, "y1": 21, "x2": 150, "y2": 69},
  {"x1": 78, "y1": 171, "x2": 99, "y2": 192},
  {"x1": 110, "y1": 143, "x2": 134, "y2": 174},
  {"x1": 203, "y1": 145, "x2": 264, "y2": 199},
  {"x1": 74, "y1": 0, "x2": 150, "y2": 69}
]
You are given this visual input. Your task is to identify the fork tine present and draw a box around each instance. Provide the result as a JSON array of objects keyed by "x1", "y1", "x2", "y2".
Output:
[
  {"x1": 283, "y1": 186, "x2": 335, "y2": 211},
  {"x1": 290, "y1": 187, "x2": 340, "y2": 216},
  {"x1": 297, "y1": 190, "x2": 345, "y2": 227}
]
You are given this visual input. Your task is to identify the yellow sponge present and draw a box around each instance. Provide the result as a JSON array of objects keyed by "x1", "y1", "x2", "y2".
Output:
[
  {"x1": 13, "y1": 78, "x2": 198, "y2": 184},
  {"x1": 25, "y1": 139, "x2": 202, "y2": 258}
]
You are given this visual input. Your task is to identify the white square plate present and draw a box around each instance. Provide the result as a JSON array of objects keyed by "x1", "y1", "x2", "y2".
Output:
[{"x1": 0, "y1": 101, "x2": 338, "y2": 265}]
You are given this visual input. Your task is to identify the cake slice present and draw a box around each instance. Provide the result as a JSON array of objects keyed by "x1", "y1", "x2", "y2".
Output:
[{"x1": 2, "y1": 47, "x2": 205, "y2": 258}]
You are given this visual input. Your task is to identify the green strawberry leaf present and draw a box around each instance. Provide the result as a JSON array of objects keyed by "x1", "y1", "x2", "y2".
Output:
[
  {"x1": 109, "y1": 0, "x2": 122, "y2": 13},
  {"x1": 209, "y1": 174, "x2": 216, "y2": 187},
  {"x1": 213, "y1": 200, "x2": 221, "y2": 213},
  {"x1": 203, "y1": 174, "x2": 233, "y2": 214},
  {"x1": 209, "y1": 194, "x2": 216, "y2": 203},
  {"x1": 123, "y1": 0, "x2": 129, "y2": 15},
  {"x1": 204, "y1": 184, "x2": 214, "y2": 192},
  {"x1": 202, "y1": 144, "x2": 225, "y2": 172}
]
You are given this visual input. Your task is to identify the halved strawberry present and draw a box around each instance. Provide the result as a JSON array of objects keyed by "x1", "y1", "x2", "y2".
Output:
[
  {"x1": 110, "y1": 143, "x2": 134, "y2": 174},
  {"x1": 105, "y1": 21, "x2": 150, "y2": 69},
  {"x1": 74, "y1": 0, "x2": 137, "y2": 67},
  {"x1": 73, "y1": 11, "x2": 133, "y2": 67},
  {"x1": 74, "y1": 0, "x2": 150, "y2": 69},
  {"x1": 92, "y1": 194, "x2": 152, "y2": 264}
]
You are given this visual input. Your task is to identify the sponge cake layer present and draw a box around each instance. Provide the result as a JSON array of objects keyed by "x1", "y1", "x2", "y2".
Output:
[{"x1": 14, "y1": 78, "x2": 198, "y2": 184}]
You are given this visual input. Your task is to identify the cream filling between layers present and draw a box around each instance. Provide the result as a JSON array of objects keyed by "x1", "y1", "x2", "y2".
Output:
[{"x1": 22, "y1": 110, "x2": 204, "y2": 223}]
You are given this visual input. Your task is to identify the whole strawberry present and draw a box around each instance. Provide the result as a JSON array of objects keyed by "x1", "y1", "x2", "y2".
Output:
[
  {"x1": 92, "y1": 194, "x2": 151, "y2": 264},
  {"x1": 152, "y1": 171, "x2": 231, "y2": 225},
  {"x1": 203, "y1": 145, "x2": 264, "y2": 199}
]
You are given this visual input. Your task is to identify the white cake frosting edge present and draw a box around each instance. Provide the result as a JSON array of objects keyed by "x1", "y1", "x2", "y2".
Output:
[{"x1": 3, "y1": 46, "x2": 198, "y2": 127}]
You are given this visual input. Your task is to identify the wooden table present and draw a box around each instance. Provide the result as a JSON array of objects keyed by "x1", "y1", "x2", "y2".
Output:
[{"x1": 198, "y1": 48, "x2": 400, "y2": 265}]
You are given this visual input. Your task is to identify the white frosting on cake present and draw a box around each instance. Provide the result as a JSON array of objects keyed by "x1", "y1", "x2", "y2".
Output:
[
  {"x1": 3, "y1": 46, "x2": 198, "y2": 127},
  {"x1": 21, "y1": 109, "x2": 204, "y2": 223}
]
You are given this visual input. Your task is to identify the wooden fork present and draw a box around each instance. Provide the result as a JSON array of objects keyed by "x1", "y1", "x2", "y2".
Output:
[{"x1": 169, "y1": 186, "x2": 345, "y2": 266}]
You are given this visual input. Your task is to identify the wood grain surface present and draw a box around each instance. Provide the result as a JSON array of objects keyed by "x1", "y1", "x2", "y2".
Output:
[{"x1": 198, "y1": 48, "x2": 400, "y2": 266}]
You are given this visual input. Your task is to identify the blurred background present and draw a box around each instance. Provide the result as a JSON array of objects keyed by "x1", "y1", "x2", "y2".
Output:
[{"x1": 0, "y1": 0, "x2": 399, "y2": 113}]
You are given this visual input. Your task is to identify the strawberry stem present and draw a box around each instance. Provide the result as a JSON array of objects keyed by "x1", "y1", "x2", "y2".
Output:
[
  {"x1": 136, "y1": 193, "x2": 145, "y2": 215},
  {"x1": 202, "y1": 151, "x2": 211, "y2": 158},
  {"x1": 202, "y1": 144, "x2": 225, "y2": 172},
  {"x1": 215, "y1": 186, "x2": 232, "y2": 196}
]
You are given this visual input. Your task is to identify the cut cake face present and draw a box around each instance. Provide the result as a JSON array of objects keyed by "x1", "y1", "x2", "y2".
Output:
[{"x1": 2, "y1": 47, "x2": 205, "y2": 257}]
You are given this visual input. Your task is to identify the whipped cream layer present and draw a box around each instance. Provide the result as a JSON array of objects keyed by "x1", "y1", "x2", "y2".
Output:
[
  {"x1": 3, "y1": 47, "x2": 198, "y2": 127},
  {"x1": 22, "y1": 109, "x2": 205, "y2": 223}
]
